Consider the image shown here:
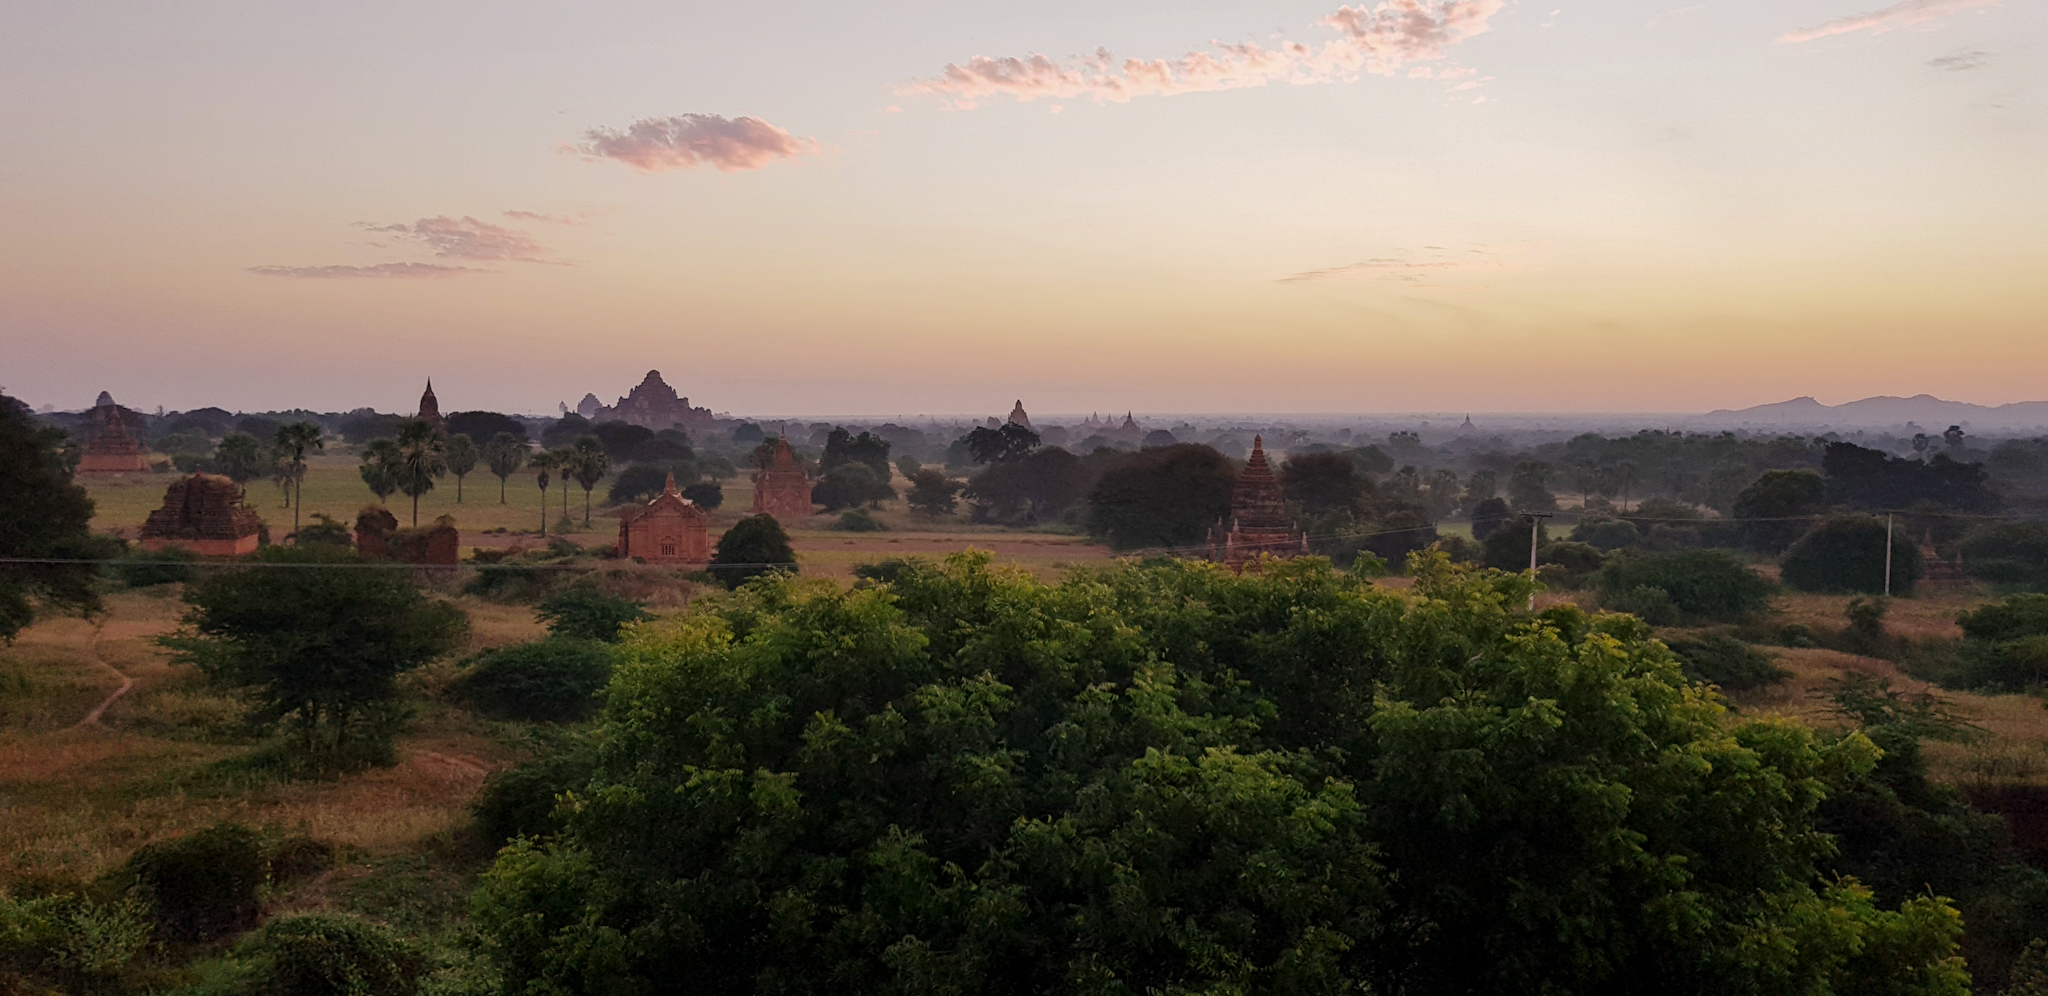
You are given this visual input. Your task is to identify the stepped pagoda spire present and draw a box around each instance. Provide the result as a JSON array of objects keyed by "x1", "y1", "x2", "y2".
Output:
[{"x1": 1210, "y1": 435, "x2": 1307, "y2": 569}]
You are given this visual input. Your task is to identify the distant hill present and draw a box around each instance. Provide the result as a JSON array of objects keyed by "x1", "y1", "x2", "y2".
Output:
[{"x1": 1698, "y1": 394, "x2": 2048, "y2": 430}]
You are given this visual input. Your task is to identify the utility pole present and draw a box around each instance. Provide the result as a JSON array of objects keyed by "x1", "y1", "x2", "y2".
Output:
[
  {"x1": 1526, "y1": 512, "x2": 1555, "y2": 611},
  {"x1": 1884, "y1": 512, "x2": 1894, "y2": 597}
]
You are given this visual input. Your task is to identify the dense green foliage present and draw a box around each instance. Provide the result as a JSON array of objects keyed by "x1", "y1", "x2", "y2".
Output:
[
  {"x1": 813, "y1": 463, "x2": 893, "y2": 510},
  {"x1": 108, "y1": 545, "x2": 199, "y2": 588},
  {"x1": 0, "y1": 394, "x2": 106, "y2": 641},
  {"x1": 1958, "y1": 520, "x2": 2048, "y2": 590},
  {"x1": 473, "y1": 741, "x2": 597, "y2": 845},
  {"x1": 449, "y1": 638, "x2": 616, "y2": 722},
  {"x1": 0, "y1": 889, "x2": 152, "y2": 991},
  {"x1": 230, "y1": 912, "x2": 425, "y2": 996},
  {"x1": 1596, "y1": 549, "x2": 1774, "y2": 624},
  {"x1": 1733, "y1": 469, "x2": 1827, "y2": 553},
  {"x1": 1085, "y1": 443, "x2": 1235, "y2": 550},
  {"x1": 163, "y1": 546, "x2": 468, "y2": 763},
  {"x1": 905, "y1": 468, "x2": 961, "y2": 517},
  {"x1": 709, "y1": 515, "x2": 798, "y2": 589},
  {"x1": 124, "y1": 822, "x2": 268, "y2": 941},
  {"x1": 469, "y1": 554, "x2": 1967, "y2": 996},
  {"x1": 1823, "y1": 442, "x2": 1998, "y2": 513},
  {"x1": 1783, "y1": 515, "x2": 1923, "y2": 596},
  {"x1": 1952, "y1": 593, "x2": 2048, "y2": 690},
  {"x1": 1663, "y1": 631, "x2": 1790, "y2": 690},
  {"x1": 536, "y1": 586, "x2": 651, "y2": 643},
  {"x1": 964, "y1": 448, "x2": 1089, "y2": 524}
]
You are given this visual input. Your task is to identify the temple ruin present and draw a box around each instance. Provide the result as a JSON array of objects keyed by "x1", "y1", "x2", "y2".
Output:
[
  {"x1": 579, "y1": 371, "x2": 715, "y2": 433},
  {"x1": 139, "y1": 473, "x2": 263, "y2": 556},
  {"x1": 1210, "y1": 436, "x2": 1307, "y2": 569},
  {"x1": 1007, "y1": 400, "x2": 1033, "y2": 430},
  {"x1": 77, "y1": 392, "x2": 149, "y2": 473},
  {"x1": 617, "y1": 473, "x2": 710, "y2": 565},
  {"x1": 751, "y1": 435, "x2": 814, "y2": 523}
]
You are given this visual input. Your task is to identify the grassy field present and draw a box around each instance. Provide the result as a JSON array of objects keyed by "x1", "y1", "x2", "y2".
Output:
[{"x1": 81, "y1": 457, "x2": 1123, "y2": 580}]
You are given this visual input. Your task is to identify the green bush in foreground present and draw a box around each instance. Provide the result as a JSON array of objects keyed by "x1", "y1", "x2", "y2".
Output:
[
  {"x1": 231, "y1": 912, "x2": 424, "y2": 996},
  {"x1": 1663, "y1": 632, "x2": 1790, "y2": 690},
  {"x1": 448, "y1": 639, "x2": 614, "y2": 722},
  {"x1": 1597, "y1": 549, "x2": 1774, "y2": 624},
  {"x1": 535, "y1": 586, "x2": 649, "y2": 643},
  {"x1": 124, "y1": 822, "x2": 268, "y2": 942},
  {"x1": 471, "y1": 553, "x2": 1966, "y2": 996}
]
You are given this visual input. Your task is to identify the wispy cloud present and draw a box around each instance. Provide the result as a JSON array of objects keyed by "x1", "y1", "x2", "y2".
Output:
[
  {"x1": 247, "y1": 262, "x2": 484, "y2": 279},
  {"x1": 574, "y1": 113, "x2": 820, "y2": 172},
  {"x1": 1778, "y1": 0, "x2": 1997, "y2": 43},
  {"x1": 1280, "y1": 245, "x2": 1513, "y2": 284},
  {"x1": 503, "y1": 209, "x2": 588, "y2": 225},
  {"x1": 361, "y1": 215, "x2": 553, "y2": 261},
  {"x1": 899, "y1": 0, "x2": 1503, "y2": 108},
  {"x1": 1928, "y1": 47, "x2": 1990, "y2": 69}
]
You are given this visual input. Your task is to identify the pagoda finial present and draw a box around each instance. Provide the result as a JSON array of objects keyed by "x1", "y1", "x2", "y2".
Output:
[{"x1": 663, "y1": 471, "x2": 679, "y2": 496}]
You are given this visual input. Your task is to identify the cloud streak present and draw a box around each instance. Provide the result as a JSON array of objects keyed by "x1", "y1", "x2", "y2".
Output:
[
  {"x1": 1778, "y1": 0, "x2": 1997, "y2": 42},
  {"x1": 1928, "y1": 48, "x2": 1990, "y2": 69},
  {"x1": 899, "y1": 0, "x2": 1503, "y2": 108},
  {"x1": 362, "y1": 215, "x2": 553, "y2": 261},
  {"x1": 247, "y1": 262, "x2": 483, "y2": 279},
  {"x1": 575, "y1": 114, "x2": 820, "y2": 172}
]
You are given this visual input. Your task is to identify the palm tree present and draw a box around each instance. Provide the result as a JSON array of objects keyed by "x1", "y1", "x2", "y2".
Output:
[
  {"x1": 566, "y1": 436, "x2": 611, "y2": 524},
  {"x1": 445, "y1": 432, "x2": 479, "y2": 502},
  {"x1": 392, "y1": 418, "x2": 447, "y2": 526},
  {"x1": 360, "y1": 438, "x2": 402, "y2": 503},
  {"x1": 529, "y1": 451, "x2": 556, "y2": 536},
  {"x1": 484, "y1": 432, "x2": 526, "y2": 503},
  {"x1": 273, "y1": 421, "x2": 324, "y2": 537}
]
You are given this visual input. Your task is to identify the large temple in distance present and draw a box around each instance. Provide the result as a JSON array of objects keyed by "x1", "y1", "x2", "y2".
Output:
[
  {"x1": 574, "y1": 371, "x2": 716, "y2": 434},
  {"x1": 751, "y1": 435, "x2": 814, "y2": 523},
  {"x1": 1210, "y1": 436, "x2": 1307, "y2": 569},
  {"x1": 77, "y1": 391, "x2": 149, "y2": 473}
]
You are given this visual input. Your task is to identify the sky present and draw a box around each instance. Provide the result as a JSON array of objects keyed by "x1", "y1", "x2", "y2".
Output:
[{"x1": 1, "y1": 0, "x2": 2042, "y2": 418}]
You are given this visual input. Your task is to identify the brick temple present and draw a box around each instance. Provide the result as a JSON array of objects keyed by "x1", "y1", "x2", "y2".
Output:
[
  {"x1": 139, "y1": 473, "x2": 263, "y2": 556},
  {"x1": 618, "y1": 473, "x2": 710, "y2": 565},
  {"x1": 576, "y1": 370, "x2": 715, "y2": 433},
  {"x1": 417, "y1": 379, "x2": 446, "y2": 435},
  {"x1": 1210, "y1": 436, "x2": 1307, "y2": 568},
  {"x1": 751, "y1": 435, "x2": 813, "y2": 523},
  {"x1": 77, "y1": 392, "x2": 149, "y2": 473}
]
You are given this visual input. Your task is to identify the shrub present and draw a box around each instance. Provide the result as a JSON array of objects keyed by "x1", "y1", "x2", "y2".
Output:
[
  {"x1": 125, "y1": 822, "x2": 268, "y2": 941},
  {"x1": 1596, "y1": 549, "x2": 1773, "y2": 623},
  {"x1": 1782, "y1": 515, "x2": 1921, "y2": 595},
  {"x1": 709, "y1": 515, "x2": 798, "y2": 590},
  {"x1": 1953, "y1": 593, "x2": 2048, "y2": 690},
  {"x1": 535, "y1": 586, "x2": 650, "y2": 643},
  {"x1": 1538, "y1": 540, "x2": 1606, "y2": 588},
  {"x1": 473, "y1": 743, "x2": 597, "y2": 845},
  {"x1": 1957, "y1": 520, "x2": 2048, "y2": 589},
  {"x1": 233, "y1": 912, "x2": 424, "y2": 996},
  {"x1": 0, "y1": 891, "x2": 153, "y2": 988},
  {"x1": 448, "y1": 638, "x2": 614, "y2": 722},
  {"x1": 1663, "y1": 632, "x2": 1789, "y2": 690},
  {"x1": 835, "y1": 508, "x2": 886, "y2": 532},
  {"x1": 1607, "y1": 584, "x2": 1680, "y2": 626},
  {"x1": 1572, "y1": 516, "x2": 1640, "y2": 551},
  {"x1": 291, "y1": 513, "x2": 354, "y2": 549},
  {"x1": 110, "y1": 545, "x2": 198, "y2": 587},
  {"x1": 681, "y1": 481, "x2": 723, "y2": 509},
  {"x1": 1842, "y1": 596, "x2": 1891, "y2": 657}
]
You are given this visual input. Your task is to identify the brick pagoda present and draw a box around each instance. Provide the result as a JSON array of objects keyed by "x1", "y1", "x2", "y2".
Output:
[
  {"x1": 139, "y1": 473, "x2": 262, "y2": 556},
  {"x1": 77, "y1": 392, "x2": 149, "y2": 473},
  {"x1": 417, "y1": 379, "x2": 446, "y2": 435},
  {"x1": 751, "y1": 434, "x2": 813, "y2": 523},
  {"x1": 618, "y1": 473, "x2": 711, "y2": 565},
  {"x1": 1210, "y1": 436, "x2": 1307, "y2": 569}
]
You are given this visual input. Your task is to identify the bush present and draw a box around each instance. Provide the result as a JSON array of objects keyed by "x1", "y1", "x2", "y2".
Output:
[
  {"x1": 1607, "y1": 584, "x2": 1680, "y2": 626},
  {"x1": 473, "y1": 743, "x2": 597, "y2": 845},
  {"x1": 1597, "y1": 549, "x2": 1773, "y2": 624},
  {"x1": 1572, "y1": 516, "x2": 1640, "y2": 551},
  {"x1": 233, "y1": 912, "x2": 424, "y2": 996},
  {"x1": 835, "y1": 508, "x2": 886, "y2": 532},
  {"x1": 125, "y1": 822, "x2": 268, "y2": 941},
  {"x1": 535, "y1": 586, "x2": 650, "y2": 643},
  {"x1": 1663, "y1": 632, "x2": 1789, "y2": 690},
  {"x1": 1952, "y1": 593, "x2": 2048, "y2": 690},
  {"x1": 681, "y1": 481, "x2": 723, "y2": 509},
  {"x1": 1957, "y1": 521, "x2": 2048, "y2": 589},
  {"x1": 110, "y1": 545, "x2": 199, "y2": 587},
  {"x1": 813, "y1": 463, "x2": 892, "y2": 511},
  {"x1": 0, "y1": 891, "x2": 152, "y2": 989},
  {"x1": 448, "y1": 638, "x2": 614, "y2": 722},
  {"x1": 291, "y1": 513, "x2": 353, "y2": 549},
  {"x1": 1782, "y1": 515, "x2": 1922, "y2": 596},
  {"x1": 709, "y1": 515, "x2": 798, "y2": 589},
  {"x1": 1538, "y1": 540, "x2": 1606, "y2": 587}
]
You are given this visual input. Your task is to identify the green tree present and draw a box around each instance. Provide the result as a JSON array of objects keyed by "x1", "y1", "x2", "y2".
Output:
[
  {"x1": 813, "y1": 462, "x2": 890, "y2": 511},
  {"x1": 707, "y1": 514, "x2": 797, "y2": 588},
  {"x1": 1507, "y1": 459, "x2": 1557, "y2": 512},
  {"x1": 391, "y1": 418, "x2": 446, "y2": 527},
  {"x1": 161, "y1": 545, "x2": 467, "y2": 765},
  {"x1": 822, "y1": 427, "x2": 895, "y2": 480},
  {"x1": 484, "y1": 431, "x2": 527, "y2": 503},
  {"x1": 565, "y1": 436, "x2": 611, "y2": 524},
  {"x1": 1783, "y1": 515, "x2": 1922, "y2": 596},
  {"x1": 962, "y1": 422, "x2": 1039, "y2": 464},
  {"x1": 1597, "y1": 549, "x2": 1776, "y2": 623},
  {"x1": 962, "y1": 447, "x2": 1086, "y2": 523},
  {"x1": 0, "y1": 395, "x2": 105, "y2": 641},
  {"x1": 359, "y1": 438, "x2": 401, "y2": 504},
  {"x1": 1279, "y1": 451, "x2": 1365, "y2": 514},
  {"x1": 529, "y1": 452, "x2": 556, "y2": 536},
  {"x1": 445, "y1": 432, "x2": 479, "y2": 503},
  {"x1": 1734, "y1": 469, "x2": 1827, "y2": 553},
  {"x1": 214, "y1": 431, "x2": 271, "y2": 484},
  {"x1": 273, "y1": 421, "x2": 324, "y2": 538},
  {"x1": 536, "y1": 585, "x2": 651, "y2": 643},
  {"x1": 471, "y1": 554, "x2": 1967, "y2": 996},
  {"x1": 1085, "y1": 443, "x2": 1235, "y2": 550},
  {"x1": 905, "y1": 467, "x2": 961, "y2": 517}
]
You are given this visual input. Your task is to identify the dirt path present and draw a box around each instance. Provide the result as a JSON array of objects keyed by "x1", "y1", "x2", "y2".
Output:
[{"x1": 72, "y1": 627, "x2": 134, "y2": 728}]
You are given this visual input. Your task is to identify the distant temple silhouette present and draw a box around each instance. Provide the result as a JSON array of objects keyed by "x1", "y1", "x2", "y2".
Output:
[
  {"x1": 78, "y1": 391, "x2": 148, "y2": 473},
  {"x1": 575, "y1": 371, "x2": 716, "y2": 433},
  {"x1": 752, "y1": 435, "x2": 814, "y2": 523},
  {"x1": 1210, "y1": 436, "x2": 1307, "y2": 568},
  {"x1": 417, "y1": 379, "x2": 446, "y2": 434}
]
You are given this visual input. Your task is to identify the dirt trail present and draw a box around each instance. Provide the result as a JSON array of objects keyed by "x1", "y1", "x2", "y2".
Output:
[{"x1": 72, "y1": 627, "x2": 134, "y2": 729}]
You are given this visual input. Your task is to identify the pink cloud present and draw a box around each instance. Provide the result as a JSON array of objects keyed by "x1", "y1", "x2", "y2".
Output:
[
  {"x1": 575, "y1": 113, "x2": 820, "y2": 172},
  {"x1": 247, "y1": 262, "x2": 483, "y2": 279},
  {"x1": 1778, "y1": 0, "x2": 1997, "y2": 42},
  {"x1": 899, "y1": 0, "x2": 1503, "y2": 107},
  {"x1": 361, "y1": 216, "x2": 552, "y2": 261}
]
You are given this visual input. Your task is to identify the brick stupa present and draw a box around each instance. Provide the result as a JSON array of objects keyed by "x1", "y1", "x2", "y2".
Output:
[
  {"x1": 417, "y1": 379, "x2": 446, "y2": 435},
  {"x1": 618, "y1": 473, "x2": 710, "y2": 565},
  {"x1": 1210, "y1": 436, "x2": 1307, "y2": 568},
  {"x1": 751, "y1": 435, "x2": 813, "y2": 523},
  {"x1": 139, "y1": 473, "x2": 262, "y2": 556},
  {"x1": 77, "y1": 392, "x2": 149, "y2": 473}
]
